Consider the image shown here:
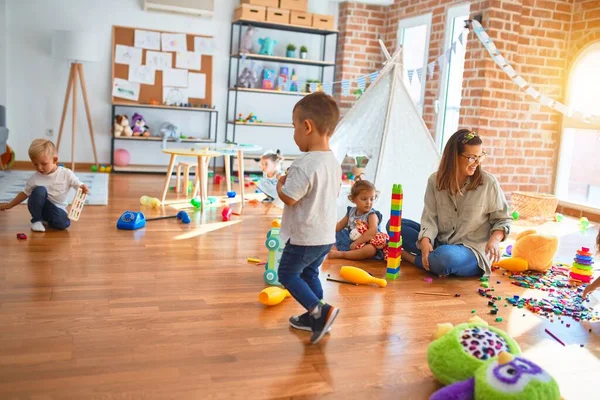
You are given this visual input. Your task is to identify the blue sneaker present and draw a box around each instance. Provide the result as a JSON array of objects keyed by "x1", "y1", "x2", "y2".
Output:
[{"x1": 310, "y1": 304, "x2": 339, "y2": 344}]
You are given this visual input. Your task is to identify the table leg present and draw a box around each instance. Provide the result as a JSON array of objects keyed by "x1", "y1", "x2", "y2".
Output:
[
  {"x1": 224, "y1": 154, "x2": 232, "y2": 193},
  {"x1": 237, "y1": 150, "x2": 245, "y2": 204},
  {"x1": 195, "y1": 157, "x2": 202, "y2": 200},
  {"x1": 175, "y1": 163, "x2": 182, "y2": 193},
  {"x1": 183, "y1": 164, "x2": 190, "y2": 198},
  {"x1": 203, "y1": 156, "x2": 211, "y2": 202},
  {"x1": 161, "y1": 154, "x2": 177, "y2": 203},
  {"x1": 198, "y1": 156, "x2": 207, "y2": 203}
]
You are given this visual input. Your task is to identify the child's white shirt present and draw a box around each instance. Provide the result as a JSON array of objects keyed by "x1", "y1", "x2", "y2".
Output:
[{"x1": 23, "y1": 167, "x2": 82, "y2": 210}]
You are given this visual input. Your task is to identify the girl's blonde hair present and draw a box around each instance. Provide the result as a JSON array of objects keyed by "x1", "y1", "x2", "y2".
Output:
[
  {"x1": 436, "y1": 129, "x2": 484, "y2": 195},
  {"x1": 348, "y1": 175, "x2": 379, "y2": 202},
  {"x1": 261, "y1": 149, "x2": 283, "y2": 164},
  {"x1": 29, "y1": 139, "x2": 57, "y2": 160}
]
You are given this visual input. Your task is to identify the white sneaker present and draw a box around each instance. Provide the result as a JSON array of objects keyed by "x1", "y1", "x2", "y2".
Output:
[{"x1": 31, "y1": 221, "x2": 46, "y2": 232}]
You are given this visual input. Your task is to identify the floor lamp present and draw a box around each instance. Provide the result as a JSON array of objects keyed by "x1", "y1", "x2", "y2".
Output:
[{"x1": 52, "y1": 30, "x2": 99, "y2": 171}]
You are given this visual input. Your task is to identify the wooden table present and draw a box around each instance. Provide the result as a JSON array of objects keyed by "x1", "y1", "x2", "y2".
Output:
[{"x1": 160, "y1": 148, "x2": 224, "y2": 203}]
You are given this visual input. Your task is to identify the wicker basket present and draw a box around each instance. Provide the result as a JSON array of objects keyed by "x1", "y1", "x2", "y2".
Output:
[{"x1": 510, "y1": 191, "x2": 558, "y2": 223}]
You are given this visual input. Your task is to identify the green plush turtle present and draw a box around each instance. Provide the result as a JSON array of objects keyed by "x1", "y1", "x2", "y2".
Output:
[
  {"x1": 427, "y1": 316, "x2": 521, "y2": 385},
  {"x1": 430, "y1": 351, "x2": 560, "y2": 399}
]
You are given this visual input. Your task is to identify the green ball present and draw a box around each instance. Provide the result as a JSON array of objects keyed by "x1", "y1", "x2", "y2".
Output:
[
  {"x1": 511, "y1": 211, "x2": 520, "y2": 220},
  {"x1": 90, "y1": 165, "x2": 98, "y2": 172}
]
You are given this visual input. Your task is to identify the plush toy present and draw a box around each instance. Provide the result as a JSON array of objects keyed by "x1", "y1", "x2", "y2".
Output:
[
  {"x1": 239, "y1": 26, "x2": 256, "y2": 54},
  {"x1": 113, "y1": 115, "x2": 133, "y2": 137},
  {"x1": 238, "y1": 67, "x2": 258, "y2": 88},
  {"x1": 428, "y1": 316, "x2": 521, "y2": 386},
  {"x1": 350, "y1": 219, "x2": 389, "y2": 252},
  {"x1": 430, "y1": 352, "x2": 560, "y2": 400},
  {"x1": 131, "y1": 113, "x2": 150, "y2": 137},
  {"x1": 159, "y1": 122, "x2": 181, "y2": 149},
  {"x1": 258, "y1": 37, "x2": 277, "y2": 56},
  {"x1": 494, "y1": 230, "x2": 559, "y2": 273}
]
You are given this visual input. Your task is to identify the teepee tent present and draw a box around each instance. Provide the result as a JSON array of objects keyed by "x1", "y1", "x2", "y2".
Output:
[{"x1": 331, "y1": 45, "x2": 440, "y2": 224}]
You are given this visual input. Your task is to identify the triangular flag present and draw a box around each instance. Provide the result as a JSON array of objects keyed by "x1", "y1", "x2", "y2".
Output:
[
  {"x1": 451, "y1": 41, "x2": 457, "y2": 54},
  {"x1": 357, "y1": 75, "x2": 366, "y2": 90},
  {"x1": 428, "y1": 62, "x2": 436, "y2": 79},
  {"x1": 241, "y1": 53, "x2": 247, "y2": 61},
  {"x1": 438, "y1": 53, "x2": 446, "y2": 66},
  {"x1": 310, "y1": 82, "x2": 318, "y2": 93},
  {"x1": 416, "y1": 68, "x2": 424, "y2": 84},
  {"x1": 341, "y1": 80, "x2": 350, "y2": 96},
  {"x1": 369, "y1": 71, "x2": 379, "y2": 83},
  {"x1": 407, "y1": 69, "x2": 414, "y2": 84},
  {"x1": 458, "y1": 31, "x2": 464, "y2": 46},
  {"x1": 323, "y1": 83, "x2": 333, "y2": 96},
  {"x1": 446, "y1": 48, "x2": 452, "y2": 63}
]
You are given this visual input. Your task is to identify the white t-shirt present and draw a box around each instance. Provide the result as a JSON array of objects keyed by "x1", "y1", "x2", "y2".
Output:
[
  {"x1": 280, "y1": 151, "x2": 341, "y2": 246},
  {"x1": 23, "y1": 167, "x2": 82, "y2": 210}
]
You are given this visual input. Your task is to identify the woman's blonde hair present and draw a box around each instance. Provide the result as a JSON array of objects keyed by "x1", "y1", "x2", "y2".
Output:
[
  {"x1": 436, "y1": 129, "x2": 484, "y2": 195},
  {"x1": 28, "y1": 139, "x2": 57, "y2": 160},
  {"x1": 348, "y1": 175, "x2": 379, "y2": 202}
]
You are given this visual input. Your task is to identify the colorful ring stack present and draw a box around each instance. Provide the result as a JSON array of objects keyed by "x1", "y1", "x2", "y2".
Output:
[{"x1": 570, "y1": 247, "x2": 594, "y2": 283}]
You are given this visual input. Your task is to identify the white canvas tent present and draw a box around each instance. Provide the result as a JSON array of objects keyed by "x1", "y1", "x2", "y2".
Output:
[{"x1": 331, "y1": 45, "x2": 440, "y2": 225}]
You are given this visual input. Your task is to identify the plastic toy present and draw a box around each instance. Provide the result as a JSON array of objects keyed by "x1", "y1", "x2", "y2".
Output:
[
  {"x1": 99, "y1": 166, "x2": 106, "y2": 173},
  {"x1": 258, "y1": 287, "x2": 290, "y2": 306},
  {"x1": 117, "y1": 210, "x2": 190, "y2": 230},
  {"x1": 222, "y1": 206, "x2": 232, "y2": 221},
  {"x1": 387, "y1": 184, "x2": 403, "y2": 280},
  {"x1": 427, "y1": 316, "x2": 521, "y2": 386},
  {"x1": 570, "y1": 247, "x2": 594, "y2": 283},
  {"x1": 340, "y1": 266, "x2": 387, "y2": 288},
  {"x1": 262, "y1": 68, "x2": 276, "y2": 90},
  {"x1": 227, "y1": 191, "x2": 236, "y2": 198},
  {"x1": 90, "y1": 165, "x2": 98, "y2": 172},
  {"x1": 214, "y1": 175, "x2": 222, "y2": 184},
  {"x1": 114, "y1": 148, "x2": 130, "y2": 167},
  {"x1": 159, "y1": 122, "x2": 182, "y2": 149},
  {"x1": 0, "y1": 145, "x2": 15, "y2": 170},
  {"x1": 131, "y1": 112, "x2": 150, "y2": 137},
  {"x1": 264, "y1": 226, "x2": 285, "y2": 285},
  {"x1": 271, "y1": 218, "x2": 281, "y2": 228},
  {"x1": 493, "y1": 229, "x2": 558, "y2": 272},
  {"x1": 258, "y1": 37, "x2": 277, "y2": 56},
  {"x1": 430, "y1": 352, "x2": 560, "y2": 400},
  {"x1": 511, "y1": 210, "x2": 520, "y2": 220},
  {"x1": 554, "y1": 213, "x2": 564, "y2": 222},
  {"x1": 247, "y1": 257, "x2": 262, "y2": 263},
  {"x1": 190, "y1": 198, "x2": 202, "y2": 209},
  {"x1": 68, "y1": 187, "x2": 87, "y2": 221},
  {"x1": 289, "y1": 69, "x2": 299, "y2": 92},
  {"x1": 113, "y1": 114, "x2": 133, "y2": 137},
  {"x1": 16, "y1": 233, "x2": 27, "y2": 240},
  {"x1": 140, "y1": 195, "x2": 162, "y2": 208},
  {"x1": 580, "y1": 216, "x2": 590, "y2": 229}
]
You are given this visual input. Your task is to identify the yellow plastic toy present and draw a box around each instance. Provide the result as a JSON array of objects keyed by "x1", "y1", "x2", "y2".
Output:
[
  {"x1": 140, "y1": 195, "x2": 162, "y2": 208},
  {"x1": 258, "y1": 287, "x2": 290, "y2": 306},
  {"x1": 340, "y1": 266, "x2": 387, "y2": 288},
  {"x1": 494, "y1": 229, "x2": 558, "y2": 272},
  {"x1": 271, "y1": 218, "x2": 281, "y2": 228}
]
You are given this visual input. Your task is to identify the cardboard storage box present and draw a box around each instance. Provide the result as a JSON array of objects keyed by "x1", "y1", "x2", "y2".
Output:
[
  {"x1": 233, "y1": 4, "x2": 266, "y2": 22},
  {"x1": 241, "y1": 0, "x2": 278, "y2": 7},
  {"x1": 312, "y1": 14, "x2": 335, "y2": 30},
  {"x1": 266, "y1": 7, "x2": 290, "y2": 24},
  {"x1": 290, "y1": 10, "x2": 312, "y2": 27},
  {"x1": 279, "y1": 0, "x2": 308, "y2": 12}
]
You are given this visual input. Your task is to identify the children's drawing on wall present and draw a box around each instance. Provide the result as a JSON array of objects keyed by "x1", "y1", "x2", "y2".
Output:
[
  {"x1": 112, "y1": 78, "x2": 140, "y2": 101},
  {"x1": 146, "y1": 51, "x2": 172, "y2": 71},
  {"x1": 162, "y1": 33, "x2": 187, "y2": 52},
  {"x1": 134, "y1": 29, "x2": 161, "y2": 50},
  {"x1": 128, "y1": 65, "x2": 156, "y2": 85},
  {"x1": 176, "y1": 51, "x2": 202, "y2": 70},
  {"x1": 115, "y1": 45, "x2": 142, "y2": 65}
]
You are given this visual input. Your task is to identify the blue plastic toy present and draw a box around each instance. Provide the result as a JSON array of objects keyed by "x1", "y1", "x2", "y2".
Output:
[
  {"x1": 227, "y1": 191, "x2": 236, "y2": 198},
  {"x1": 264, "y1": 227, "x2": 285, "y2": 285},
  {"x1": 117, "y1": 211, "x2": 146, "y2": 230}
]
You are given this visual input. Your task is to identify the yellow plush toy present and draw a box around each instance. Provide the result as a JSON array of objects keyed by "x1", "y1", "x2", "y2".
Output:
[{"x1": 495, "y1": 229, "x2": 558, "y2": 272}]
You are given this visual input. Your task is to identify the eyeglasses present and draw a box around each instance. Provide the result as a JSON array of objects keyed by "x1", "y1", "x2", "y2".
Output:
[
  {"x1": 461, "y1": 152, "x2": 487, "y2": 164},
  {"x1": 461, "y1": 131, "x2": 479, "y2": 144}
]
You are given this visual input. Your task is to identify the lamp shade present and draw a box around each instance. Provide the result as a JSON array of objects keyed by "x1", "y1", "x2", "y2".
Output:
[{"x1": 52, "y1": 30, "x2": 100, "y2": 62}]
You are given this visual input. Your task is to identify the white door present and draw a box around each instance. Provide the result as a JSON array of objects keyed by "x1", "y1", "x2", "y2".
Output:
[
  {"x1": 435, "y1": 4, "x2": 470, "y2": 151},
  {"x1": 397, "y1": 13, "x2": 432, "y2": 116}
]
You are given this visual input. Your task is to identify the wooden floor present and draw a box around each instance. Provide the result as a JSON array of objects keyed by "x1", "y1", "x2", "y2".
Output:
[{"x1": 1, "y1": 173, "x2": 599, "y2": 399}]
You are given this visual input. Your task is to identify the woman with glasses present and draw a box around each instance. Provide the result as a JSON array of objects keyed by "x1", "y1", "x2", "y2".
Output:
[{"x1": 397, "y1": 129, "x2": 511, "y2": 277}]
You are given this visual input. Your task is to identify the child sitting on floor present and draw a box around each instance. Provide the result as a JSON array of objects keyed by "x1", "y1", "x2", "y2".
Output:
[
  {"x1": 0, "y1": 138, "x2": 89, "y2": 231},
  {"x1": 256, "y1": 149, "x2": 284, "y2": 203},
  {"x1": 329, "y1": 176, "x2": 389, "y2": 260},
  {"x1": 583, "y1": 230, "x2": 600, "y2": 298}
]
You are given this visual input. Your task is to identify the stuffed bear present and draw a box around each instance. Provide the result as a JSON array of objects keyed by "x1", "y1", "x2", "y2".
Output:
[
  {"x1": 494, "y1": 229, "x2": 559, "y2": 273},
  {"x1": 349, "y1": 219, "x2": 389, "y2": 259},
  {"x1": 238, "y1": 67, "x2": 258, "y2": 88},
  {"x1": 114, "y1": 115, "x2": 133, "y2": 137},
  {"x1": 239, "y1": 26, "x2": 256, "y2": 54},
  {"x1": 131, "y1": 113, "x2": 150, "y2": 137}
]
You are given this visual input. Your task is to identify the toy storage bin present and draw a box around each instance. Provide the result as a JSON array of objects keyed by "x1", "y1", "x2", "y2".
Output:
[{"x1": 511, "y1": 191, "x2": 558, "y2": 223}]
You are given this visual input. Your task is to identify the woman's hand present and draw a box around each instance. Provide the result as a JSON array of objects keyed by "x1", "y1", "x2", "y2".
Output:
[
  {"x1": 420, "y1": 238, "x2": 434, "y2": 271},
  {"x1": 0, "y1": 203, "x2": 10, "y2": 211},
  {"x1": 583, "y1": 278, "x2": 600, "y2": 299},
  {"x1": 485, "y1": 237, "x2": 501, "y2": 264}
]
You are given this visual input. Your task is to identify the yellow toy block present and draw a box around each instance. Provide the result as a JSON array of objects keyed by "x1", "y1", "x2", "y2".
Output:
[{"x1": 389, "y1": 225, "x2": 401, "y2": 233}]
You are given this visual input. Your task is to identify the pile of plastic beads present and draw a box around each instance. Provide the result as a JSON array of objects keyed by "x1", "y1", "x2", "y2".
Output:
[
  {"x1": 509, "y1": 263, "x2": 574, "y2": 291},
  {"x1": 505, "y1": 291, "x2": 599, "y2": 322}
]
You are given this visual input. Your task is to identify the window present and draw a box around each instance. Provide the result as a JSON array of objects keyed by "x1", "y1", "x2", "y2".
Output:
[
  {"x1": 556, "y1": 42, "x2": 600, "y2": 209},
  {"x1": 397, "y1": 14, "x2": 432, "y2": 115},
  {"x1": 436, "y1": 4, "x2": 470, "y2": 151}
]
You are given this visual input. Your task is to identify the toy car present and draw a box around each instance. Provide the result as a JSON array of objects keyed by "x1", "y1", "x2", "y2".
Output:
[{"x1": 264, "y1": 227, "x2": 285, "y2": 285}]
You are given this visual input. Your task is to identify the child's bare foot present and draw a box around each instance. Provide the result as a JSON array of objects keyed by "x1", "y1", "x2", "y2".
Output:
[{"x1": 329, "y1": 250, "x2": 344, "y2": 259}]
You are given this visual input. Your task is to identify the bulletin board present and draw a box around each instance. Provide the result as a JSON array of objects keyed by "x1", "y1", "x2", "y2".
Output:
[{"x1": 111, "y1": 25, "x2": 213, "y2": 107}]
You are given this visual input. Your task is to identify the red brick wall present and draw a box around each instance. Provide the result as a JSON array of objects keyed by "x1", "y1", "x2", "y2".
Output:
[{"x1": 335, "y1": 0, "x2": 579, "y2": 197}]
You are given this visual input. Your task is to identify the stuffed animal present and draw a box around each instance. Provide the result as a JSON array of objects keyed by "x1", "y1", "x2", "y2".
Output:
[
  {"x1": 113, "y1": 115, "x2": 133, "y2": 137},
  {"x1": 350, "y1": 220, "x2": 389, "y2": 249},
  {"x1": 430, "y1": 352, "x2": 560, "y2": 400},
  {"x1": 239, "y1": 26, "x2": 256, "y2": 53},
  {"x1": 428, "y1": 316, "x2": 521, "y2": 386},
  {"x1": 238, "y1": 67, "x2": 258, "y2": 88},
  {"x1": 258, "y1": 37, "x2": 277, "y2": 56},
  {"x1": 159, "y1": 122, "x2": 181, "y2": 149},
  {"x1": 494, "y1": 230, "x2": 559, "y2": 273},
  {"x1": 131, "y1": 113, "x2": 150, "y2": 137}
]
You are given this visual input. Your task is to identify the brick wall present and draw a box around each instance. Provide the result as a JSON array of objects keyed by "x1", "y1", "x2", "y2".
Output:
[{"x1": 335, "y1": 0, "x2": 586, "y2": 198}]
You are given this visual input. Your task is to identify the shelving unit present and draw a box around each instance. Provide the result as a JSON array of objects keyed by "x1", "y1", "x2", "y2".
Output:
[
  {"x1": 110, "y1": 102, "x2": 218, "y2": 173},
  {"x1": 225, "y1": 19, "x2": 338, "y2": 150}
]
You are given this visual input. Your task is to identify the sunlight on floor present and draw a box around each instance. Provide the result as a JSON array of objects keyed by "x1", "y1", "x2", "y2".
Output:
[
  {"x1": 510, "y1": 217, "x2": 595, "y2": 239},
  {"x1": 172, "y1": 220, "x2": 242, "y2": 240}
]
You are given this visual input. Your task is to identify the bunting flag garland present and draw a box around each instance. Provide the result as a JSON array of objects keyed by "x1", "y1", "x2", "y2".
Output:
[
  {"x1": 451, "y1": 41, "x2": 457, "y2": 54},
  {"x1": 341, "y1": 80, "x2": 350, "y2": 96},
  {"x1": 416, "y1": 68, "x2": 424, "y2": 84},
  {"x1": 407, "y1": 69, "x2": 415, "y2": 84},
  {"x1": 357, "y1": 75, "x2": 367, "y2": 90},
  {"x1": 323, "y1": 83, "x2": 333, "y2": 96},
  {"x1": 458, "y1": 31, "x2": 464, "y2": 46},
  {"x1": 309, "y1": 82, "x2": 318, "y2": 93},
  {"x1": 369, "y1": 71, "x2": 380, "y2": 83},
  {"x1": 428, "y1": 62, "x2": 436, "y2": 79}
]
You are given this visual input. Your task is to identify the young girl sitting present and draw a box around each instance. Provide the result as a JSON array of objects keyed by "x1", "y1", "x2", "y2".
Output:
[
  {"x1": 329, "y1": 176, "x2": 389, "y2": 260},
  {"x1": 256, "y1": 149, "x2": 284, "y2": 202}
]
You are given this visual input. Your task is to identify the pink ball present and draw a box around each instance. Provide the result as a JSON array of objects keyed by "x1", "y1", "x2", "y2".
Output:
[{"x1": 114, "y1": 149, "x2": 130, "y2": 166}]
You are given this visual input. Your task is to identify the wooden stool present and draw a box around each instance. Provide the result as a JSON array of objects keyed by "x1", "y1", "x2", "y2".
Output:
[{"x1": 175, "y1": 162, "x2": 194, "y2": 195}]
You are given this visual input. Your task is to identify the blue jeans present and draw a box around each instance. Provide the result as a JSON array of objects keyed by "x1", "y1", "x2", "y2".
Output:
[
  {"x1": 278, "y1": 241, "x2": 333, "y2": 311},
  {"x1": 397, "y1": 219, "x2": 481, "y2": 277},
  {"x1": 28, "y1": 186, "x2": 70, "y2": 230},
  {"x1": 335, "y1": 229, "x2": 385, "y2": 260}
]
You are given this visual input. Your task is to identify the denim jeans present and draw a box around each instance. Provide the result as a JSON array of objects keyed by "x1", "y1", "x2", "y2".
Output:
[
  {"x1": 278, "y1": 241, "x2": 333, "y2": 311},
  {"x1": 28, "y1": 186, "x2": 71, "y2": 230},
  {"x1": 395, "y1": 218, "x2": 481, "y2": 277}
]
